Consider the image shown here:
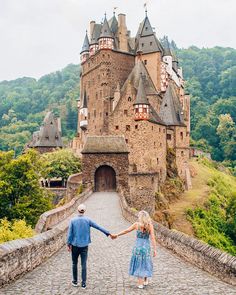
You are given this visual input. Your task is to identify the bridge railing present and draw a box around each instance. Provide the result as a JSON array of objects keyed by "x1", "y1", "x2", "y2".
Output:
[{"x1": 119, "y1": 193, "x2": 236, "y2": 286}]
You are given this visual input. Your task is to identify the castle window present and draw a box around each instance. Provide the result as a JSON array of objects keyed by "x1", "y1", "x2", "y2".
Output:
[
  {"x1": 88, "y1": 113, "x2": 90, "y2": 119},
  {"x1": 94, "y1": 110, "x2": 96, "y2": 118},
  {"x1": 133, "y1": 164, "x2": 137, "y2": 172},
  {"x1": 96, "y1": 93, "x2": 98, "y2": 100},
  {"x1": 45, "y1": 136, "x2": 49, "y2": 140},
  {"x1": 167, "y1": 134, "x2": 172, "y2": 140},
  {"x1": 157, "y1": 158, "x2": 159, "y2": 164},
  {"x1": 152, "y1": 126, "x2": 154, "y2": 130},
  {"x1": 159, "y1": 128, "x2": 161, "y2": 132},
  {"x1": 85, "y1": 116, "x2": 87, "y2": 120},
  {"x1": 106, "y1": 112, "x2": 108, "y2": 116},
  {"x1": 125, "y1": 139, "x2": 128, "y2": 143},
  {"x1": 154, "y1": 142, "x2": 156, "y2": 147},
  {"x1": 180, "y1": 132, "x2": 183, "y2": 140},
  {"x1": 144, "y1": 60, "x2": 147, "y2": 65},
  {"x1": 181, "y1": 151, "x2": 184, "y2": 157},
  {"x1": 150, "y1": 42, "x2": 153, "y2": 46},
  {"x1": 142, "y1": 43, "x2": 144, "y2": 47},
  {"x1": 163, "y1": 129, "x2": 165, "y2": 133},
  {"x1": 135, "y1": 125, "x2": 138, "y2": 130},
  {"x1": 124, "y1": 110, "x2": 128, "y2": 116},
  {"x1": 160, "y1": 142, "x2": 162, "y2": 147},
  {"x1": 126, "y1": 125, "x2": 130, "y2": 131},
  {"x1": 50, "y1": 121, "x2": 53, "y2": 125},
  {"x1": 115, "y1": 125, "x2": 119, "y2": 130},
  {"x1": 128, "y1": 97, "x2": 132, "y2": 102}
]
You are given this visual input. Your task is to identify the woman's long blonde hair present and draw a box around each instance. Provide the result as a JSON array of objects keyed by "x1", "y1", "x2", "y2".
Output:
[{"x1": 138, "y1": 210, "x2": 152, "y2": 232}]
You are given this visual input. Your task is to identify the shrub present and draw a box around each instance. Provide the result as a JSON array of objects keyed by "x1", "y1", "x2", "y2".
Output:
[{"x1": 0, "y1": 218, "x2": 35, "y2": 243}]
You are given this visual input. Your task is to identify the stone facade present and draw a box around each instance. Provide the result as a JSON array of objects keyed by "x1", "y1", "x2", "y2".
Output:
[{"x1": 72, "y1": 12, "x2": 191, "y2": 212}]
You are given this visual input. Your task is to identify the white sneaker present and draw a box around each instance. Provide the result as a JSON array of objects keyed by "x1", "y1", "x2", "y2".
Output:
[{"x1": 138, "y1": 285, "x2": 144, "y2": 289}]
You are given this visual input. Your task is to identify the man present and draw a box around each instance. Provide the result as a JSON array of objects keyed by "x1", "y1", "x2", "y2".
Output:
[{"x1": 67, "y1": 203, "x2": 113, "y2": 289}]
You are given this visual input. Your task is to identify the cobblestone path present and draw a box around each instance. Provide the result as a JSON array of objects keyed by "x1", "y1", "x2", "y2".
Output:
[{"x1": 1, "y1": 192, "x2": 236, "y2": 295}]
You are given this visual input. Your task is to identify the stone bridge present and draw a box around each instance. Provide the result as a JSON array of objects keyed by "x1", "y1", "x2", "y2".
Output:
[{"x1": 1, "y1": 192, "x2": 236, "y2": 295}]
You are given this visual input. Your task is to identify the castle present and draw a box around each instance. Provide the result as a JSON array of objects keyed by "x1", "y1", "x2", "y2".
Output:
[{"x1": 72, "y1": 11, "x2": 191, "y2": 212}]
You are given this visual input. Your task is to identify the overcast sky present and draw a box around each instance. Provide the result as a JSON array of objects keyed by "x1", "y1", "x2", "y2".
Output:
[{"x1": 0, "y1": 0, "x2": 235, "y2": 81}]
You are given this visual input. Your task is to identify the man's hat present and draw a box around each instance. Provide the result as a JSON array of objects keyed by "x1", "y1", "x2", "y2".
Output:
[{"x1": 78, "y1": 204, "x2": 86, "y2": 213}]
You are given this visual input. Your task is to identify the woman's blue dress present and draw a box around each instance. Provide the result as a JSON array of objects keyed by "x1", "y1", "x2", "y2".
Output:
[{"x1": 129, "y1": 229, "x2": 153, "y2": 277}]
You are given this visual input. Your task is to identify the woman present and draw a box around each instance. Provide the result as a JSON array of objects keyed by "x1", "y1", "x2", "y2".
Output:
[{"x1": 114, "y1": 210, "x2": 157, "y2": 289}]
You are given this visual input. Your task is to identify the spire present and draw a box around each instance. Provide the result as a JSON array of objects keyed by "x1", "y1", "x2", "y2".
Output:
[
  {"x1": 81, "y1": 90, "x2": 88, "y2": 108},
  {"x1": 99, "y1": 14, "x2": 113, "y2": 38},
  {"x1": 80, "y1": 31, "x2": 90, "y2": 54},
  {"x1": 134, "y1": 75, "x2": 150, "y2": 105},
  {"x1": 163, "y1": 36, "x2": 172, "y2": 56}
]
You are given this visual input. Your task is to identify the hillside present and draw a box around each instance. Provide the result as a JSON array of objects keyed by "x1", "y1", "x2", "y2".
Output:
[
  {"x1": 0, "y1": 64, "x2": 80, "y2": 155},
  {"x1": 0, "y1": 45, "x2": 236, "y2": 170},
  {"x1": 167, "y1": 157, "x2": 236, "y2": 255}
]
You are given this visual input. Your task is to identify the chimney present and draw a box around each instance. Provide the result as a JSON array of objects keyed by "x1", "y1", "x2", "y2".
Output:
[
  {"x1": 90, "y1": 21, "x2": 95, "y2": 40},
  {"x1": 118, "y1": 14, "x2": 128, "y2": 52}
]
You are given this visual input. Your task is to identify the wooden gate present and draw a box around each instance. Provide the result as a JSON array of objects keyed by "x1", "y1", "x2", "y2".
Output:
[{"x1": 94, "y1": 165, "x2": 116, "y2": 192}]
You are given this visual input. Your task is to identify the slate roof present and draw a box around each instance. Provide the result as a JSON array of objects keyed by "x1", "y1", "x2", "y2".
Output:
[
  {"x1": 134, "y1": 76, "x2": 150, "y2": 105},
  {"x1": 108, "y1": 14, "x2": 118, "y2": 35},
  {"x1": 162, "y1": 36, "x2": 172, "y2": 56},
  {"x1": 81, "y1": 32, "x2": 90, "y2": 53},
  {"x1": 99, "y1": 16, "x2": 113, "y2": 39},
  {"x1": 29, "y1": 112, "x2": 63, "y2": 148},
  {"x1": 82, "y1": 136, "x2": 128, "y2": 154},
  {"x1": 135, "y1": 16, "x2": 164, "y2": 54},
  {"x1": 81, "y1": 90, "x2": 88, "y2": 108},
  {"x1": 90, "y1": 24, "x2": 102, "y2": 44},
  {"x1": 159, "y1": 83, "x2": 185, "y2": 126},
  {"x1": 122, "y1": 60, "x2": 158, "y2": 95}
]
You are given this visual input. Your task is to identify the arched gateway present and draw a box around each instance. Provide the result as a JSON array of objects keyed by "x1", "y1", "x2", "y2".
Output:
[
  {"x1": 81, "y1": 135, "x2": 129, "y2": 195},
  {"x1": 95, "y1": 165, "x2": 116, "y2": 192}
]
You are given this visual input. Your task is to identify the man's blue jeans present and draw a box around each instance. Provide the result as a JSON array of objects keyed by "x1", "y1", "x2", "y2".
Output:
[{"x1": 71, "y1": 245, "x2": 88, "y2": 284}]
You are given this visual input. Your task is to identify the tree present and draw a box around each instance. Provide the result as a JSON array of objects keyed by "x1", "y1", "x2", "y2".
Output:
[
  {"x1": 42, "y1": 149, "x2": 81, "y2": 185},
  {"x1": 217, "y1": 114, "x2": 236, "y2": 160},
  {"x1": 0, "y1": 150, "x2": 52, "y2": 226}
]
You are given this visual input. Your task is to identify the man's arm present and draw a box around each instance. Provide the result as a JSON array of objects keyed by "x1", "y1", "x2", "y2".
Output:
[
  {"x1": 67, "y1": 220, "x2": 73, "y2": 250},
  {"x1": 89, "y1": 219, "x2": 110, "y2": 236}
]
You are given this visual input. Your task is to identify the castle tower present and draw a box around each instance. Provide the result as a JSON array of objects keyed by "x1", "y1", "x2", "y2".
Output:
[
  {"x1": 135, "y1": 13, "x2": 164, "y2": 91},
  {"x1": 118, "y1": 14, "x2": 128, "y2": 52},
  {"x1": 98, "y1": 14, "x2": 114, "y2": 50},
  {"x1": 134, "y1": 75, "x2": 150, "y2": 121},
  {"x1": 80, "y1": 31, "x2": 90, "y2": 64}
]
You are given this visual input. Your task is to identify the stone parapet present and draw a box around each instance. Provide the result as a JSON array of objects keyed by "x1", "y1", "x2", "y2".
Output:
[
  {"x1": 0, "y1": 189, "x2": 92, "y2": 287},
  {"x1": 35, "y1": 188, "x2": 92, "y2": 233},
  {"x1": 119, "y1": 194, "x2": 236, "y2": 286}
]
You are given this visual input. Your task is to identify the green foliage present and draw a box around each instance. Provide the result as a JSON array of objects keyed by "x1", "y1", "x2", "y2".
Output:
[
  {"x1": 0, "y1": 218, "x2": 35, "y2": 243},
  {"x1": 42, "y1": 149, "x2": 81, "y2": 182},
  {"x1": 0, "y1": 64, "x2": 80, "y2": 155},
  {"x1": 0, "y1": 150, "x2": 53, "y2": 226},
  {"x1": 186, "y1": 167, "x2": 236, "y2": 255}
]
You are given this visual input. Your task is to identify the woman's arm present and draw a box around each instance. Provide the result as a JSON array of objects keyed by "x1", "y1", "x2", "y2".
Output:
[
  {"x1": 116, "y1": 223, "x2": 137, "y2": 237},
  {"x1": 149, "y1": 223, "x2": 157, "y2": 257}
]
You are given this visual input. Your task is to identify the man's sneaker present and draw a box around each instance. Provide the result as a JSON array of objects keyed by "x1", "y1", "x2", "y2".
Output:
[
  {"x1": 81, "y1": 282, "x2": 87, "y2": 289},
  {"x1": 72, "y1": 281, "x2": 78, "y2": 287}
]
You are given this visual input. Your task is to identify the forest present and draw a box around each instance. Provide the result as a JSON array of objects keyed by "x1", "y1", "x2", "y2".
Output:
[{"x1": 0, "y1": 46, "x2": 236, "y2": 171}]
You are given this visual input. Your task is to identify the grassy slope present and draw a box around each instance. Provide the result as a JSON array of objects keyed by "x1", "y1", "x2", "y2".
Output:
[{"x1": 168, "y1": 158, "x2": 236, "y2": 236}]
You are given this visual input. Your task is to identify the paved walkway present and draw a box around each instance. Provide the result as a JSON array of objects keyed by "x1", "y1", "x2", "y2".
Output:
[{"x1": 1, "y1": 192, "x2": 236, "y2": 295}]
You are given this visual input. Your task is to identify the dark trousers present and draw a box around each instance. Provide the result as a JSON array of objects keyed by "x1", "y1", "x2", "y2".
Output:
[{"x1": 71, "y1": 245, "x2": 88, "y2": 283}]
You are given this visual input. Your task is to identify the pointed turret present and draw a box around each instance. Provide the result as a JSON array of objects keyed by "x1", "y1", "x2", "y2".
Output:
[
  {"x1": 134, "y1": 75, "x2": 150, "y2": 121},
  {"x1": 98, "y1": 14, "x2": 114, "y2": 50},
  {"x1": 80, "y1": 31, "x2": 90, "y2": 63},
  {"x1": 159, "y1": 83, "x2": 185, "y2": 126},
  {"x1": 162, "y1": 36, "x2": 172, "y2": 57},
  {"x1": 135, "y1": 15, "x2": 163, "y2": 54},
  {"x1": 79, "y1": 91, "x2": 88, "y2": 130}
]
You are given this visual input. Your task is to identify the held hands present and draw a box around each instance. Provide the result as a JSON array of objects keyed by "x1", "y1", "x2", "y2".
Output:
[
  {"x1": 67, "y1": 244, "x2": 72, "y2": 252},
  {"x1": 109, "y1": 234, "x2": 118, "y2": 240}
]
